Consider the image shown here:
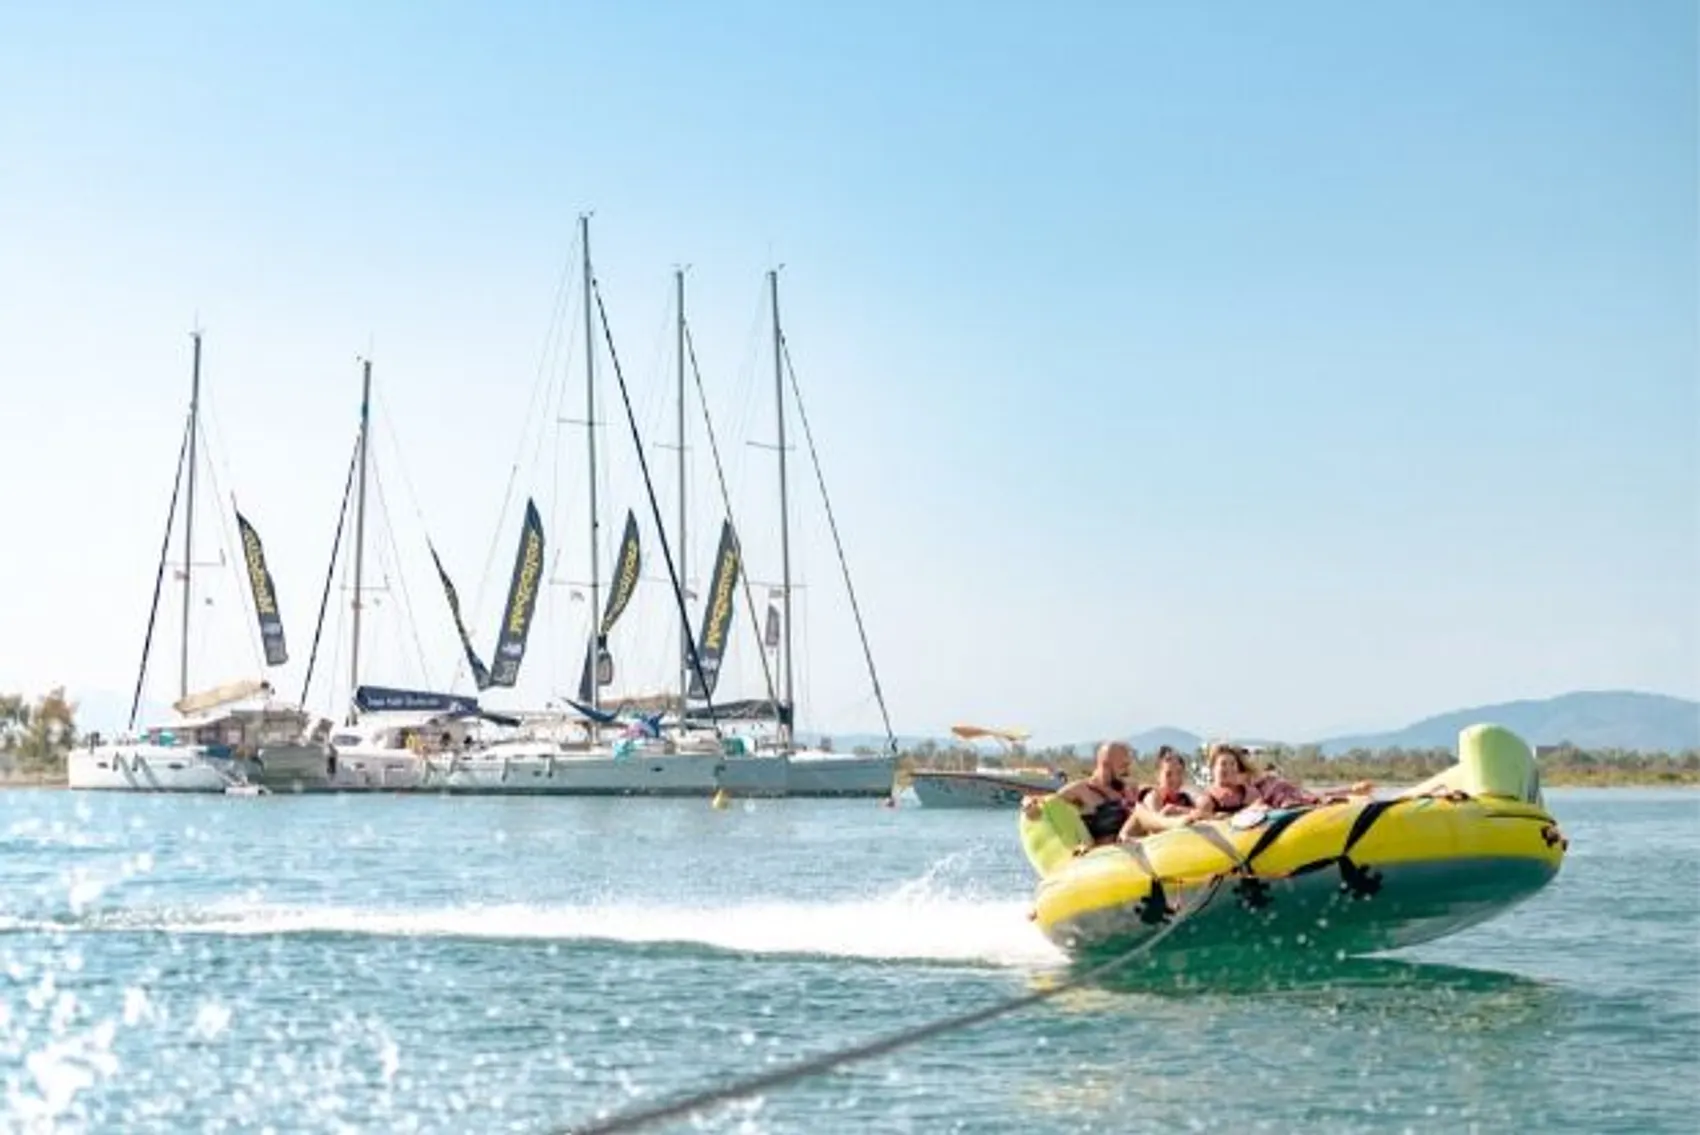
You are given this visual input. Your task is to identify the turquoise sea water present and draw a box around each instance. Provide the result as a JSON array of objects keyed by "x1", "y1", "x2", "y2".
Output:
[{"x1": 2, "y1": 787, "x2": 1696, "y2": 1133}]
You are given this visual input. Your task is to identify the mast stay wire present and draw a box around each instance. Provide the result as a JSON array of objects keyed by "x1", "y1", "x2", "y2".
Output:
[
  {"x1": 298, "y1": 437, "x2": 359, "y2": 709},
  {"x1": 191, "y1": 395, "x2": 267, "y2": 680},
  {"x1": 588, "y1": 282, "x2": 676, "y2": 694},
  {"x1": 589, "y1": 278, "x2": 721, "y2": 734},
  {"x1": 780, "y1": 335, "x2": 896, "y2": 753},
  {"x1": 542, "y1": 283, "x2": 581, "y2": 589},
  {"x1": 457, "y1": 226, "x2": 583, "y2": 689},
  {"x1": 724, "y1": 281, "x2": 768, "y2": 535},
  {"x1": 127, "y1": 418, "x2": 190, "y2": 731},
  {"x1": 683, "y1": 319, "x2": 780, "y2": 715},
  {"x1": 369, "y1": 383, "x2": 459, "y2": 691},
  {"x1": 191, "y1": 393, "x2": 245, "y2": 669},
  {"x1": 710, "y1": 280, "x2": 783, "y2": 696},
  {"x1": 369, "y1": 455, "x2": 433, "y2": 689},
  {"x1": 626, "y1": 282, "x2": 693, "y2": 686}
]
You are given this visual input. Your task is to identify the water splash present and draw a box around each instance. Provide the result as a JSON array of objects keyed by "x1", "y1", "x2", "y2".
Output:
[
  {"x1": 18, "y1": 889, "x2": 1062, "y2": 969},
  {"x1": 3, "y1": 846, "x2": 1059, "y2": 968}
]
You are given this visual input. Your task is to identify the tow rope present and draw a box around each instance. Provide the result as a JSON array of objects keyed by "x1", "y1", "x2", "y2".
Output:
[{"x1": 557, "y1": 877, "x2": 1225, "y2": 1135}]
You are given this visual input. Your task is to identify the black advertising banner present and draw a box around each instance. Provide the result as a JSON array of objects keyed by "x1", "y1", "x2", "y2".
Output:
[
  {"x1": 489, "y1": 498, "x2": 545, "y2": 688},
  {"x1": 235, "y1": 509, "x2": 288, "y2": 666},
  {"x1": 428, "y1": 542, "x2": 493, "y2": 691},
  {"x1": 577, "y1": 510, "x2": 642, "y2": 701},
  {"x1": 687, "y1": 519, "x2": 739, "y2": 700}
]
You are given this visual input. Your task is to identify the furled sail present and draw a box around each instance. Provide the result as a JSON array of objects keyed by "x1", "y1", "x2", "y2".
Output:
[
  {"x1": 489, "y1": 499, "x2": 545, "y2": 688},
  {"x1": 173, "y1": 678, "x2": 270, "y2": 717},
  {"x1": 235, "y1": 509, "x2": 288, "y2": 666},
  {"x1": 681, "y1": 698, "x2": 783, "y2": 724}
]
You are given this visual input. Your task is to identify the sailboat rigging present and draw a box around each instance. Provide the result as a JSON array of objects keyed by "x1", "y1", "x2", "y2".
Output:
[
  {"x1": 749, "y1": 271, "x2": 898, "y2": 794},
  {"x1": 298, "y1": 436, "x2": 359, "y2": 708},
  {"x1": 777, "y1": 310, "x2": 897, "y2": 756},
  {"x1": 284, "y1": 356, "x2": 508, "y2": 792},
  {"x1": 676, "y1": 288, "x2": 782, "y2": 723},
  {"x1": 588, "y1": 275, "x2": 721, "y2": 732},
  {"x1": 71, "y1": 332, "x2": 313, "y2": 793},
  {"x1": 769, "y1": 271, "x2": 798, "y2": 744}
]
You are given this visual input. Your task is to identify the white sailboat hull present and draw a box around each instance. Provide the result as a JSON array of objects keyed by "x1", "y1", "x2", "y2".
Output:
[
  {"x1": 427, "y1": 748, "x2": 731, "y2": 796},
  {"x1": 246, "y1": 742, "x2": 433, "y2": 793},
  {"x1": 326, "y1": 748, "x2": 430, "y2": 791},
  {"x1": 715, "y1": 755, "x2": 789, "y2": 797},
  {"x1": 251, "y1": 743, "x2": 338, "y2": 793},
  {"x1": 67, "y1": 745, "x2": 249, "y2": 793},
  {"x1": 250, "y1": 743, "x2": 430, "y2": 793},
  {"x1": 783, "y1": 751, "x2": 896, "y2": 798}
]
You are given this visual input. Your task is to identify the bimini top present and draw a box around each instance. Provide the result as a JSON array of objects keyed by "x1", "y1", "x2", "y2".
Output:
[
  {"x1": 951, "y1": 724, "x2": 1031, "y2": 745},
  {"x1": 173, "y1": 678, "x2": 274, "y2": 717}
]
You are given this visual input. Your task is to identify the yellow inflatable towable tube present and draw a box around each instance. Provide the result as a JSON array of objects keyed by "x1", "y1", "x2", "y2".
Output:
[{"x1": 1018, "y1": 725, "x2": 1566, "y2": 960}]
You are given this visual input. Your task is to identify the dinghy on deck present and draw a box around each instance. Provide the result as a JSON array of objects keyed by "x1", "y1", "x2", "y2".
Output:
[{"x1": 1018, "y1": 724, "x2": 1566, "y2": 961}]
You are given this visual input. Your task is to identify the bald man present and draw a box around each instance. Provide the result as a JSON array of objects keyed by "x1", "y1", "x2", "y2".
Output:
[{"x1": 1023, "y1": 740, "x2": 1137, "y2": 846}]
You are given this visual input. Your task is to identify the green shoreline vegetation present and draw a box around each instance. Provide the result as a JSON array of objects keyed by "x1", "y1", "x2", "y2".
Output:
[
  {"x1": 0, "y1": 689, "x2": 76, "y2": 785},
  {"x1": 2, "y1": 689, "x2": 1696, "y2": 789},
  {"x1": 891, "y1": 740, "x2": 1700, "y2": 790}
]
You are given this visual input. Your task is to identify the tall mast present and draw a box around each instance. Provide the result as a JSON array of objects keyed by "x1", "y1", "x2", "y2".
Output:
[
  {"x1": 350, "y1": 357, "x2": 372, "y2": 702},
  {"x1": 582, "y1": 214, "x2": 602, "y2": 718},
  {"x1": 179, "y1": 330, "x2": 202, "y2": 702},
  {"x1": 770, "y1": 270, "x2": 795, "y2": 747},
  {"x1": 676, "y1": 267, "x2": 688, "y2": 714}
]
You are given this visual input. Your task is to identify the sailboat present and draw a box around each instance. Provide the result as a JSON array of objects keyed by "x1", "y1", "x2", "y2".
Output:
[
  {"x1": 721, "y1": 271, "x2": 899, "y2": 798},
  {"x1": 69, "y1": 333, "x2": 315, "y2": 792},
  {"x1": 656, "y1": 266, "x2": 789, "y2": 796},
  {"x1": 426, "y1": 217, "x2": 734, "y2": 796},
  {"x1": 253, "y1": 357, "x2": 486, "y2": 792}
]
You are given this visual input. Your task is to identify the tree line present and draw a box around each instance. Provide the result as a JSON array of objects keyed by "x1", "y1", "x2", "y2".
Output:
[
  {"x1": 0, "y1": 689, "x2": 78, "y2": 778},
  {"x1": 889, "y1": 738, "x2": 1700, "y2": 788}
]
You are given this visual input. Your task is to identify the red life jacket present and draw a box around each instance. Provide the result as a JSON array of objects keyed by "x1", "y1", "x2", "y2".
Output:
[{"x1": 1146, "y1": 786, "x2": 1195, "y2": 811}]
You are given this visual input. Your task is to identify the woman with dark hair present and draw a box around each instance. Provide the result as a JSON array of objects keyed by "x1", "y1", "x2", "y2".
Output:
[
  {"x1": 1144, "y1": 747, "x2": 1198, "y2": 813},
  {"x1": 1191, "y1": 743, "x2": 1258, "y2": 818},
  {"x1": 1117, "y1": 746, "x2": 1200, "y2": 840},
  {"x1": 1197, "y1": 745, "x2": 1375, "y2": 817}
]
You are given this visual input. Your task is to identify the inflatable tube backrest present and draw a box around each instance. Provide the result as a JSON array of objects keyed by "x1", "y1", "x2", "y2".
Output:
[
  {"x1": 1403, "y1": 723, "x2": 1542, "y2": 804},
  {"x1": 1018, "y1": 794, "x2": 1091, "y2": 878},
  {"x1": 1458, "y1": 723, "x2": 1541, "y2": 804}
]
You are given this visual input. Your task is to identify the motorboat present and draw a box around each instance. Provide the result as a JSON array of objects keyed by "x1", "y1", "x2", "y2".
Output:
[
  {"x1": 912, "y1": 724, "x2": 1063, "y2": 808},
  {"x1": 912, "y1": 767, "x2": 1066, "y2": 808}
]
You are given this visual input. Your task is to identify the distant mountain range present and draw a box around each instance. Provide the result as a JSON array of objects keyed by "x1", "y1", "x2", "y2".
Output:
[
  {"x1": 1117, "y1": 691, "x2": 1699, "y2": 756},
  {"x1": 1309, "y1": 691, "x2": 1700, "y2": 755},
  {"x1": 891, "y1": 690, "x2": 1699, "y2": 757}
]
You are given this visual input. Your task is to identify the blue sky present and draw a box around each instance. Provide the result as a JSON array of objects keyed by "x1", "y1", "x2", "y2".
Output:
[{"x1": 0, "y1": 0, "x2": 1693, "y2": 743}]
